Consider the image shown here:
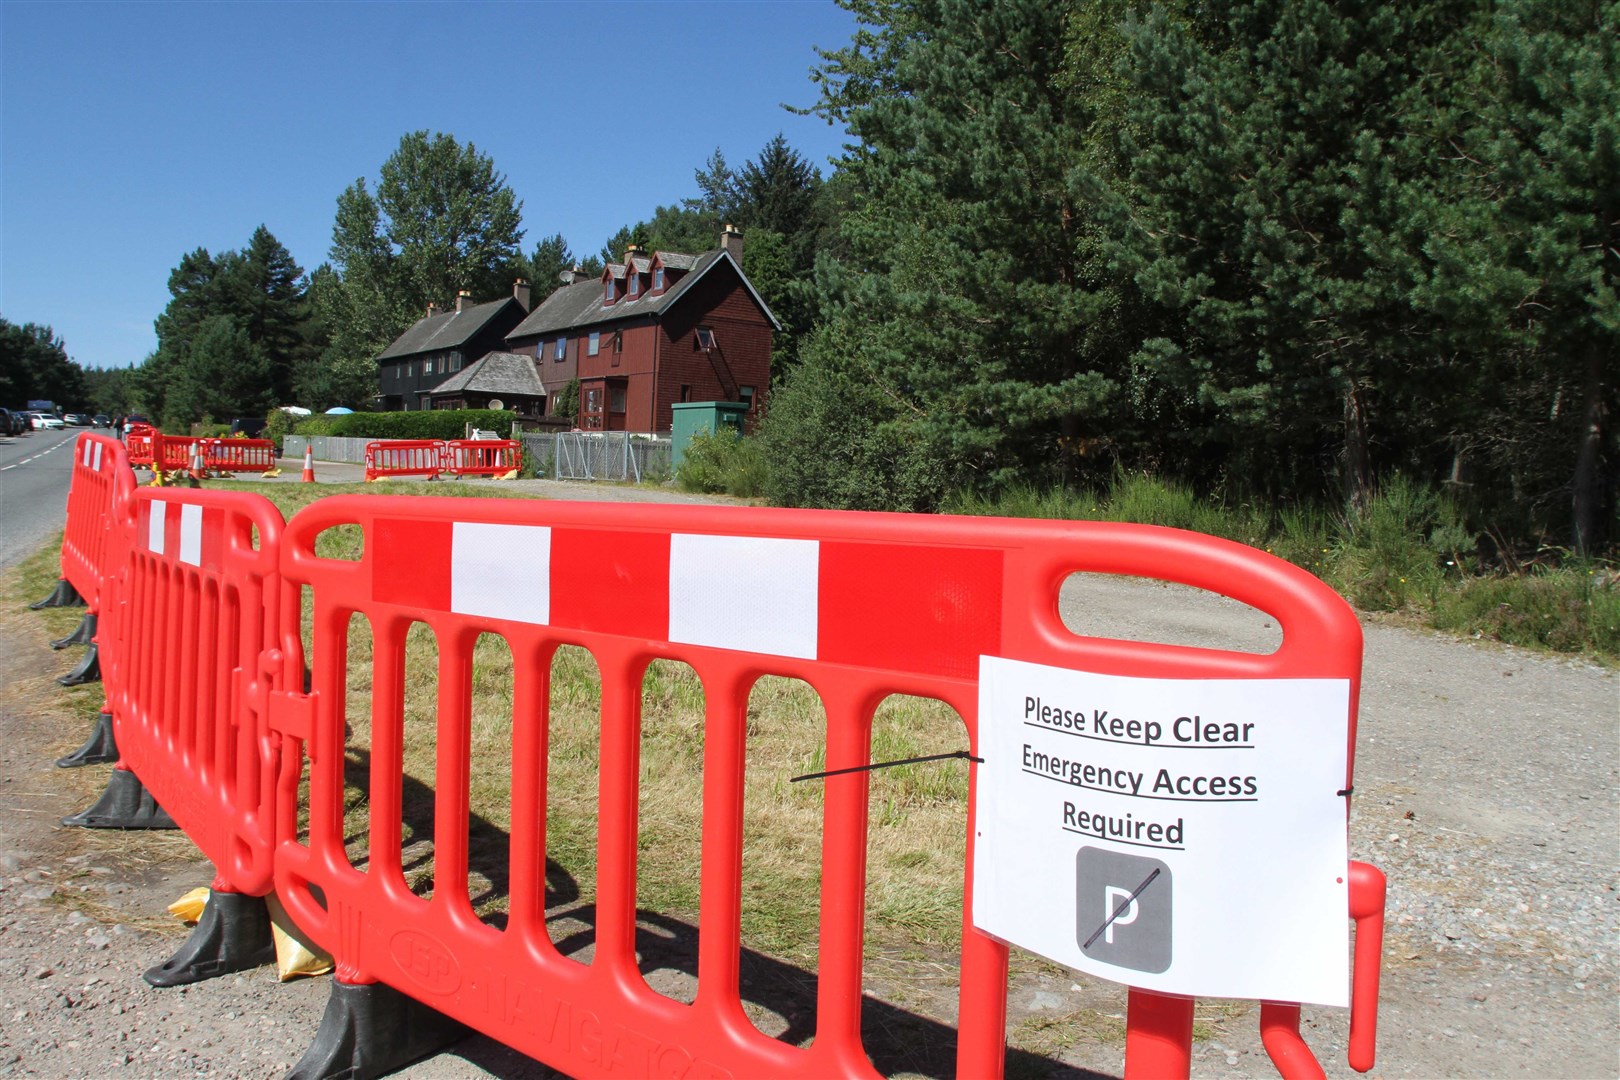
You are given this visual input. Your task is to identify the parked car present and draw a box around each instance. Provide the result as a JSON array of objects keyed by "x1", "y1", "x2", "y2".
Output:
[
  {"x1": 93, "y1": 414, "x2": 111, "y2": 427},
  {"x1": 0, "y1": 408, "x2": 19, "y2": 435},
  {"x1": 63, "y1": 413, "x2": 88, "y2": 426},
  {"x1": 30, "y1": 412, "x2": 65, "y2": 430}
]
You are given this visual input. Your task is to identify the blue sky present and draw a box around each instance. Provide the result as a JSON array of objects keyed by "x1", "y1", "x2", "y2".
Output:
[{"x1": 0, "y1": 1, "x2": 857, "y2": 371}]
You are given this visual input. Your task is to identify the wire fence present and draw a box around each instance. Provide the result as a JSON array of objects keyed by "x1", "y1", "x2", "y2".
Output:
[
  {"x1": 523, "y1": 432, "x2": 672, "y2": 483},
  {"x1": 286, "y1": 432, "x2": 674, "y2": 485}
]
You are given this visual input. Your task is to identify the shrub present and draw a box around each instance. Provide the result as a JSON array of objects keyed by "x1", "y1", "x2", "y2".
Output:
[
  {"x1": 677, "y1": 432, "x2": 767, "y2": 497},
  {"x1": 760, "y1": 340, "x2": 947, "y2": 511},
  {"x1": 295, "y1": 410, "x2": 513, "y2": 442},
  {"x1": 262, "y1": 408, "x2": 298, "y2": 452},
  {"x1": 1325, "y1": 476, "x2": 1474, "y2": 612},
  {"x1": 1432, "y1": 565, "x2": 1620, "y2": 655}
]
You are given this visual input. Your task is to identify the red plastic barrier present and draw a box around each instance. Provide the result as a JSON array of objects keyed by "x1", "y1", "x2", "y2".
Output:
[
  {"x1": 126, "y1": 425, "x2": 156, "y2": 468},
  {"x1": 271, "y1": 497, "x2": 1379, "y2": 1079},
  {"x1": 364, "y1": 439, "x2": 445, "y2": 482},
  {"x1": 155, "y1": 434, "x2": 200, "y2": 476},
  {"x1": 441, "y1": 439, "x2": 521, "y2": 478},
  {"x1": 104, "y1": 488, "x2": 292, "y2": 897},
  {"x1": 60, "y1": 433, "x2": 137, "y2": 611},
  {"x1": 202, "y1": 438, "x2": 277, "y2": 474}
]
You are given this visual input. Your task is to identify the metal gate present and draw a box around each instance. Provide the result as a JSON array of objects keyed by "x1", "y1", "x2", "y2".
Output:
[{"x1": 548, "y1": 432, "x2": 671, "y2": 483}]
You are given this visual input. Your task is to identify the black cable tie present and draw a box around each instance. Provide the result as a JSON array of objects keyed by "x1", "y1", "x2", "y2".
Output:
[
  {"x1": 790, "y1": 749, "x2": 983, "y2": 784},
  {"x1": 1338, "y1": 787, "x2": 1353, "y2": 797}
]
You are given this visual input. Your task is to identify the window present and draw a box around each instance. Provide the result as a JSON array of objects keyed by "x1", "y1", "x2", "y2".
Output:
[
  {"x1": 629, "y1": 275, "x2": 640, "y2": 299},
  {"x1": 695, "y1": 328, "x2": 715, "y2": 350},
  {"x1": 653, "y1": 267, "x2": 664, "y2": 291},
  {"x1": 605, "y1": 280, "x2": 617, "y2": 303},
  {"x1": 740, "y1": 385, "x2": 756, "y2": 408},
  {"x1": 554, "y1": 337, "x2": 566, "y2": 361},
  {"x1": 609, "y1": 385, "x2": 627, "y2": 413},
  {"x1": 680, "y1": 384, "x2": 691, "y2": 403},
  {"x1": 588, "y1": 331, "x2": 600, "y2": 356},
  {"x1": 613, "y1": 331, "x2": 623, "y2": 353},
  {"x1": 452, "y1": 352, "x2": 463, "y2": 371}
]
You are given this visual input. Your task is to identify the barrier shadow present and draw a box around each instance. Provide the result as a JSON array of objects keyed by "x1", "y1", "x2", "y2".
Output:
[{"x1": 331, "y1": 749, "x2": 1103, "y2": 1079}]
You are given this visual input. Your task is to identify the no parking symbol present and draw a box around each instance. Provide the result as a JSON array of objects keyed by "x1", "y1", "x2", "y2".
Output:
[{"x1": 1077, "y1": 847, "x2": 1172, "y2": 973}]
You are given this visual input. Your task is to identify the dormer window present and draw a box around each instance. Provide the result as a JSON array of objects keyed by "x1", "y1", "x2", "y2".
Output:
[
  {"x1": 653, "y1": 267, "x2": 665, "y2": 291},
  {"x1": 605, "y1": 279, "x2": 618, "y2": 304},
  {"x1": 629, "y1": 274, "x2": 640, "y2": 299}
]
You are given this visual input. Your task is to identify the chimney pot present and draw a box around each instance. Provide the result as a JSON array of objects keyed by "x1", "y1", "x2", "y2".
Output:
[{"x1": 456, "y1": 290, "x2": 473, "y2": 313}]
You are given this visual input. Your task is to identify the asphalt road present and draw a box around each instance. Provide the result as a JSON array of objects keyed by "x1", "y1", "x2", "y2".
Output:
[{"x1": 0, "y1": 427, "x2": 80, "y2": 571}]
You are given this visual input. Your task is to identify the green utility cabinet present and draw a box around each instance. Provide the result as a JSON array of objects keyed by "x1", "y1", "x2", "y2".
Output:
[{"x1": 671, "y1": 401, "x2": 750, "y2": 470}]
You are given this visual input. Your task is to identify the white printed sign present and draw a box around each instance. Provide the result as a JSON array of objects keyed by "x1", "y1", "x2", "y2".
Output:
[{"x1": 972, "y1": 656, "x2": 1352, "y2": 1007}]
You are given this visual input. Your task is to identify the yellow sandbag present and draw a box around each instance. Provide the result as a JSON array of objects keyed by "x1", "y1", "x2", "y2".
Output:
[
  {"x1": 167, "y1": 886, "x2": 210, "y2": 925},
  {"x1": 265, "y1": 891, "x2": 333, "y2": 981}
]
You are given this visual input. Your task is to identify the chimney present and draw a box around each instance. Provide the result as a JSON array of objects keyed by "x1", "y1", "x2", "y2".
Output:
[
  {"x1": 513, "y1": 278, "x2": 531, "y2": 311},
  {"x1": 720, "y1": 224, "x2": 744, "y2": 266},
  {"x1": 426, "y1": 303, "x2": 442, "y2": 319},
  {"x1": 624, "y1": 244, "x2": 642, "y2": 263},
  {"x1": 455, "y1": 290, "x2": 473, "y2": 313}
]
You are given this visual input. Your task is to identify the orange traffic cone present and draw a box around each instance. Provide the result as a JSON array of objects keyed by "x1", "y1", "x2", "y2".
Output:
[
  {"x1": 301, "y1": 445, "x2": 315, "y2": 483},
  {"x1": 188, "y1": 444, "x2": 205, "y2": 487}
]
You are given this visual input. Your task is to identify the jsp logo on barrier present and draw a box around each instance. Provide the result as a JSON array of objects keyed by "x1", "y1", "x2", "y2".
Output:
[{"x1": 1077, "y1": 847, "x2": 1172, "y2": 974}]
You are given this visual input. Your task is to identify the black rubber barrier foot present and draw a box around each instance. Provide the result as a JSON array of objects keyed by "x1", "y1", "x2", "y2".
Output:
[
  {"x1": 56, "y1": 642, "x2": 100, "y2": 686},
  {"x1": 286, "y1": 978, "x2": 469, "y2": 1080},
  {"x1": 144, "y1": 891, "x2": 277, "y2": 987},
  {"x1": 51, "y1": 611, "x2": 97, "y2": 650},
  {"x1": 29, "y1": 578, "x2": 85, "y2": 610},
  {"x1": 56, "y1": 710, "x2": 119, "y2": 768},
  {"x1": 60, "y1": 768, "x2": 177, "y2": 829}
]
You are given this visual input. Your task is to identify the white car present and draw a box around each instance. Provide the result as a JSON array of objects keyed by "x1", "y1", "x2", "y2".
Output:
[{"x1": 29, "y1": 413, "x2": 64, "y2": 430}]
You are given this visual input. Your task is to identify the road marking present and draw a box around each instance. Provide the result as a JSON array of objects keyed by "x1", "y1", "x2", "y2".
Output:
[{"x1": 0, "y1": 437, "x2": 74, "y2": 472}]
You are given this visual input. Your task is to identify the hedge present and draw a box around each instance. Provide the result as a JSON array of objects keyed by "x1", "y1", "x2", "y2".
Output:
[{"x1": 292, "y1": 410, "x2": 514, "y2": 441}]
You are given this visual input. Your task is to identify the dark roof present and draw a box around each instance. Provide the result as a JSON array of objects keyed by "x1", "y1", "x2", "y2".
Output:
[
  {"x1": 378, "y1": 298, "x2": 524, "y2": 360},
  {"x1": 423, "y1": 351, "x2": 545, "y2": 398},
  {"x1": 654, "y1": 251, "x2": 697, "y2": 270},
  {"x1": 506, "y1": 249, "x2": 780, "y2": 340}
]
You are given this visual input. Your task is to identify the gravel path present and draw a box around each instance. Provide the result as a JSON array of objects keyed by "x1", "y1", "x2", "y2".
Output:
[{"x1": 0, "y1": 529, "x2": 1614, "y2": 1079}]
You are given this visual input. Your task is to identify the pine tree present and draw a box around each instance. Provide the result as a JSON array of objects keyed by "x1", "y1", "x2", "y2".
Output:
[
  {"x1": 235, "y1": 226, "x2": 312, "y2": 405},
  {"x1": 1436, "y1": 0, "x2": 1619, "y2": 552},
  {"x1": 1111, "y1": 0, "x2": 1473, "y2": 507},
  {"x1": 767, "y1": 0, "x2": 1122, "y2": 507}
]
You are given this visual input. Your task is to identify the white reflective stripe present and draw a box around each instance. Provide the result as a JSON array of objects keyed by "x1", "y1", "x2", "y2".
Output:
[
  {"x1": 93, "y1": 442, "x2": 103, "y2": 470},
  {"x1": 148, "y1": 501, "x2": 166, "y2": 554},
  {"x1": 179, "y1": 504, "x2": 203, "y2": 566},
  {"x1": 452, "y1": 522, "x2": 550, "y2": 624},
  {"x1": 81, "y1": 440, "x2": 92, "y2": 466},
  {"x1": 668, "y1": 534, "x2": 819, "y2": 659}
]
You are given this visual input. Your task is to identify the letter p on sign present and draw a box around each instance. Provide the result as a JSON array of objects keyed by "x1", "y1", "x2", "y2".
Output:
[{"x1": 1102, "y1": 885, "x2": 1140, "y2": 944}]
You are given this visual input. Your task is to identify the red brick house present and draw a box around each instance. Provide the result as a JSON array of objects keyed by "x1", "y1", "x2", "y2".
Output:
[{"x1": 505, "y1": 226, "x2": 777, "y2": 433}]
